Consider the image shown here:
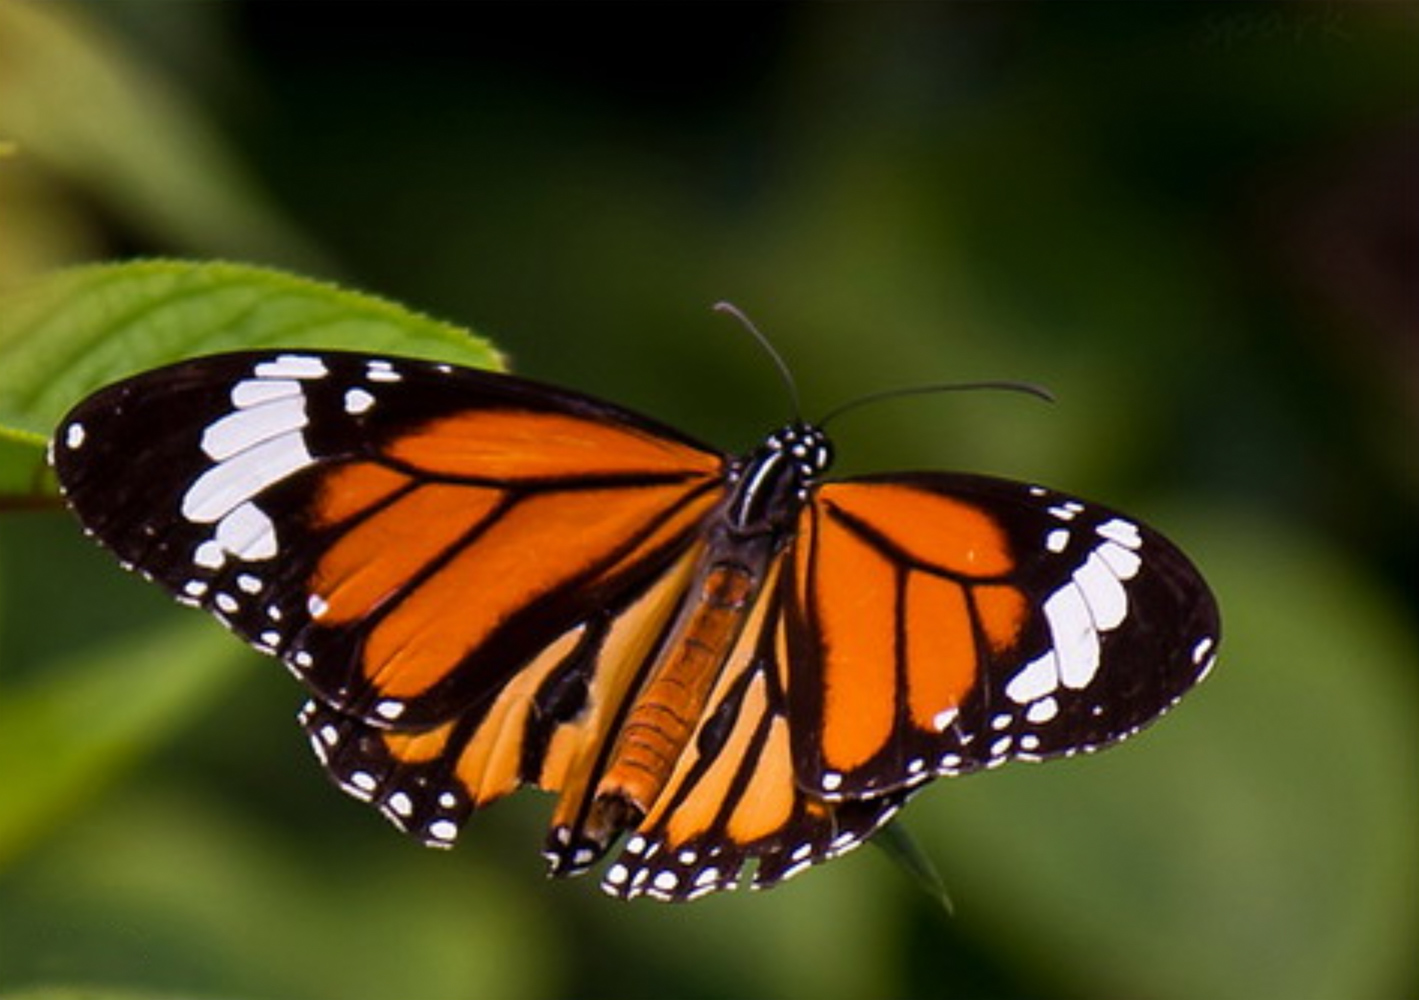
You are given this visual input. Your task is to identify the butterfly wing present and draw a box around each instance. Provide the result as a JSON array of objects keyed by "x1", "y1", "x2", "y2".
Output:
[
  {"x1": 52, "y1": 348, "x2": 725, "y2": 732},
  {"x1": 784, "y1": 472, "x2": 1220, "y2": 800}
]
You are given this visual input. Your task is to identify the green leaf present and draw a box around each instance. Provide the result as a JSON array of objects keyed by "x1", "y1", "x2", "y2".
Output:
[
  {"x1": 0, "y1": 619, "x2": 251, "y2": 870},
  {"x1": 0, "y1": 259, "x2": 503, "y2": 501}
]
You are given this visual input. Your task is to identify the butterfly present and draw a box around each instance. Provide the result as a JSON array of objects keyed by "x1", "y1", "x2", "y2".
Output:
[{"x1": 50, "y1": 335, "x2": 1219, "y2": 902}]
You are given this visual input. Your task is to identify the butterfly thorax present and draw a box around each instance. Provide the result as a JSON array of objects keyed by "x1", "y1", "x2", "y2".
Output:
[
  {"x1": 576, "y1": 424, "x2": 832, "y2": 854},
  {"x1": 722, "y1": 423, "x2": 832, "y2": 538}
]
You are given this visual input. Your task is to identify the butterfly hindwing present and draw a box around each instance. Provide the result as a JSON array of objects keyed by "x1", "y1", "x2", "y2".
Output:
[
  {"x1": 52, "y1": 351, "x2": 725, "y2": 730},
  {"x1": 786, "y1": 473, "x2": 1220, "y2": 800}
]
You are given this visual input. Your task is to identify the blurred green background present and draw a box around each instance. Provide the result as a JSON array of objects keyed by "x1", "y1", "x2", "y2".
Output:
[{"x1": 1, "y1": 3, "x2": 1417, "y2": 999}]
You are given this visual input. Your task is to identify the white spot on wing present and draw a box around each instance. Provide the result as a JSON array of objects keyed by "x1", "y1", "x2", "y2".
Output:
[
  {"x1": 200, "y1": 395, "x2": 308, "y2": 461},
  {"x1": 932, "y1": 707, "x2": 958, "y2": 731},
  {"x1": 1073, "y1": 549, "x2": 1127, "y2": 630},
  {"x1": 65, "y1": 423, "x2": 86, "y2": 449},
  {"x1": 344, "y1": 388, "x2": 375, "y2": 414},
  {"x1": 1046, "y1": 584, "x2": 1101, "y2": 689},
  {"x1": 366, "y1": 360, "x2": 402, "y2": 383},
  {"x1": 231, "y1": 377, "x2": 302, "y2": 407},
  {"x1": 428, "y1": 819, "x2": 459, "y2": 843},
  {"x1": 1006, "y1": 653, "x2": 1058, "y2": 704},
  {"x1": 181, "y1": 433, "x2": 312, "y2": 522},
  {"x1": 1046, "y1": 528, "x2": 1070, "y2": 553},
  {"x1": 214, "y1": 501, "x2": 278, "y2": 561},
  {"x1": 1097, "y1": 517, "x2": 1142, "y2": 549},
  {"x1": 1097, "y1": 540, "x2": 1141, "y2": 580},
  {"x1": 1026, "y1": 696, "x2": 1059, "y2": 723},
  {"x1": 254, "y1": 355, "x2": 328, "y2": 380}
]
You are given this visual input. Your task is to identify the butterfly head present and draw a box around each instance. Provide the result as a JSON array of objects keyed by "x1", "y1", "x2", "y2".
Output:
[{"x1": 765, "y1": 423, "x2": 833, "y2": 489}]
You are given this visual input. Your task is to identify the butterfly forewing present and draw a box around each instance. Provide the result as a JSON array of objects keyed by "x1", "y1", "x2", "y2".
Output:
[
  {"x1": 52, "y1": 351, "x2": 725, "y2": 731},
  {"x1": 787, "y1": 473, "x2": 1220, "y2": 800}
]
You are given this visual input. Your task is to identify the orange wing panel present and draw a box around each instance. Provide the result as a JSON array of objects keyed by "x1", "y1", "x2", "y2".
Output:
[
  {"x1": 724, "y1": 711, "x2": 796, "y2": 844},
  {"x1": 975, "y1": 583, "x2": 1028, "y2": 653},
  {"x1": 388, "y1": 410, "x2": 723, "y2": 481},
  {"x1": 361, "y1": 482, "x2": 713, "y2": 700},
  {"x1": 800, "y1": 505, "x2": 898, "y2": 773},
  {"x1": 312, "y1": 462, "x2": 416, "y2": 527},
  {"x1": 820, "y1": 482, "x2": 1015, "y2": 577},
  {"x1": 382, "y1": 720, "x2": 456, "y2": 765},
  {"x1": 312, "y1": 483, "x2": 506, "y2": 624},
  {"x1": 903, "y1": 571, "x2": 977, "y2": 731}
]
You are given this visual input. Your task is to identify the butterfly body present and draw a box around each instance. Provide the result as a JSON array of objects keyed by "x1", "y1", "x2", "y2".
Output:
[
  {"x1": 52, "y1": 350, "x2": 1219, "y2": 901},
  {"x1": 567, "y1": 423, "x2": 831, "y2": 861}
]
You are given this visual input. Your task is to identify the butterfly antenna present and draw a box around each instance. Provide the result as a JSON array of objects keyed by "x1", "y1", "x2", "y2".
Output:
[
  {"x1": 818, "y1": 379, "x2": 1055, "y2": 428},
  {"x1": 713, "y1": 301, "x2": 803, "y2": 421}
]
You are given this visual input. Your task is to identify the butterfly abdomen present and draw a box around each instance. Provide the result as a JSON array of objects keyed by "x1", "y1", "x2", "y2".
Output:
[{"x1": 586, "y1": 560, "x2": 761, "y2": 836}]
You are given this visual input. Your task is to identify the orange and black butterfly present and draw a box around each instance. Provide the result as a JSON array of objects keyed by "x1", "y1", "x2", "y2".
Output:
[{"x1": 51, "y1": 332, "x2": 1218, "y2": 901}]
